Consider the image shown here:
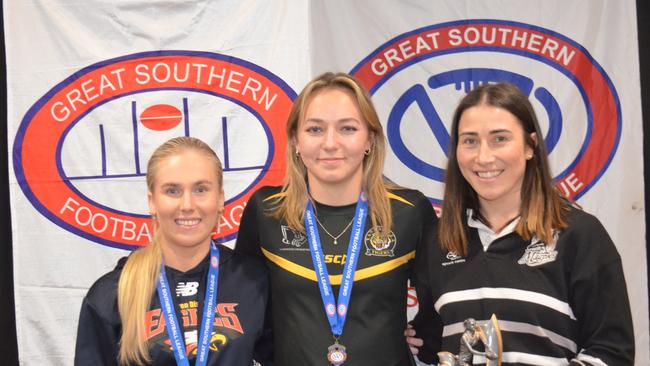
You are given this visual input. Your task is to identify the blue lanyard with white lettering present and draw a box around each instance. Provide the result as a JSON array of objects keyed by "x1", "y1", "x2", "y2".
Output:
[
  {"x1": 304, "y1": 194, "x2": 368, "y2": 337},
  {"x1": 157, "y1": 242, "x2": 220, "y2": 366}
]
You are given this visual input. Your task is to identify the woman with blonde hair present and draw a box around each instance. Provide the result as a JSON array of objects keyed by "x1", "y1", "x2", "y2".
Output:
[
  {"x1": 414, "y1": 82, "x2": 634, "y2": 365},
  {"x1": 75, "y1": 136, "x2": 271, "y2": 365},
  {"x1": 236, "y1": 72, "x2": 436, "y2": 365}
]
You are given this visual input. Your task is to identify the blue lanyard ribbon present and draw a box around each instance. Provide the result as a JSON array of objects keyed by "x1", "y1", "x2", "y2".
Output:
[
  {"x1": 157, "y1": 242, "x2": 220, "y2": 366},
  {"x1": 304, "y1": 194, "x2": 368, "y2": 337}
]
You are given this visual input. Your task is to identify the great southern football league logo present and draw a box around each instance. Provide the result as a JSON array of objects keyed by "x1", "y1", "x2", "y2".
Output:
[
  {"x1": 14, "y1": 51, "x2": 296, "y2": 249},
  {"x1": 351, "y1": 20, "x2": 621, "y2": 205}
]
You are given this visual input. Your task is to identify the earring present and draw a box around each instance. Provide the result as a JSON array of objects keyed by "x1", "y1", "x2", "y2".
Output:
[
  {"x1": 295, "y1": 149, "x2": 300, "y2": 156},
  {"x1": 364, "y1": 148, "x2": 371, "y2": 155},
  {"x1": 526, "y1": 153, "x2": 533, "y2": 160}
]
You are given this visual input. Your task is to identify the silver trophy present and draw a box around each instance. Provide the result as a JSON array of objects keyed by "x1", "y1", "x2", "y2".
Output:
[{"x1": 437, "y1": 314, "x2": 503, "y2": 366}]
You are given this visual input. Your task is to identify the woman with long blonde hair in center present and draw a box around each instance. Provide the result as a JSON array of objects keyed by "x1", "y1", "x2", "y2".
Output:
[{"x1": 236, "y1": 72, "x2": 437, "y2": 365}]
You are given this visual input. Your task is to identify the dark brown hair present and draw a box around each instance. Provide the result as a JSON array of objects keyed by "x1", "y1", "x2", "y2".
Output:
[{"x1": 439, "y1": 82, "x2": 569, "y2": 255}]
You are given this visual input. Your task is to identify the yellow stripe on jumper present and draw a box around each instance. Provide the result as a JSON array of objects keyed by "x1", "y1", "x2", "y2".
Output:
[
  {"x1": 261, "y1": 248, "x2": 415, "y2": 284},
  {"x1": 387, "y1": 192, "x2": 414, "y2": 206},
  {"x1": 263, "y1": 192, "x2": 287, "y2": 202}
]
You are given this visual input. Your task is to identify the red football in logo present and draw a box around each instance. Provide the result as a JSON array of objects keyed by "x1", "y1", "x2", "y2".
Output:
[{"x1": 139, "y1": 104, "x2": 183, "y2": 131}]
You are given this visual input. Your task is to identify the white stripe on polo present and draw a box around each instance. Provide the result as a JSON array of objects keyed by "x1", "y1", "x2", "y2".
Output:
[{"x1": 434, "y1": 287, "x2": 576, "y2": 320}]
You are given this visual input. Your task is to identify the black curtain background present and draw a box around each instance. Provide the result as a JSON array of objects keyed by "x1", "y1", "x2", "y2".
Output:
[
  {"x1": 1, "y1": 2, "x2": 18, "y2": 365},
  {"x1": 0, "y1": 2, "x2": 649, "y2": 365}
]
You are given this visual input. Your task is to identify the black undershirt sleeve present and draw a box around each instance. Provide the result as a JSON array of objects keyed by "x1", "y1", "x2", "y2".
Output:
[
  {"x1": 253, "y1": 280, "x2": 274, "y2": 366},
  {"x1": 409, "y1": 195, "x2": 442, "y2": 364},
  {"x1": 235, "y1": 191, "x2": 263, "y2": 258},
  {"x1": 236, "y1": 190, "x2": 275, "y2": 364}
]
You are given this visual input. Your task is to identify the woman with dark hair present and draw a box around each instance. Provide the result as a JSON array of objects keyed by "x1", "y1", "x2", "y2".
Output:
[
  {"x1": 235, "y1": 72, "x2": 436, "y2": 365},
  {"x1": 415, "y1": 82, "x2": 634, "y2": 365}
]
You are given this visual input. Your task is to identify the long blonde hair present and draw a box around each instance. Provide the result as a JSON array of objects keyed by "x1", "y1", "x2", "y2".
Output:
[
  {"x1": 439, "y1": 83, "x2": 569, "y2": 256},
  {"x1": 117, "y1": 136, "x2": 223, "y2": 365},
  {"x1": 272, "y1": 72, "x2": 393, "y2": 233}
]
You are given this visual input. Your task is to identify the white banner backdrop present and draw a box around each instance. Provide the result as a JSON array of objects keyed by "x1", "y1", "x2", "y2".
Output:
[
  {"x1": 311, "y1": 0, "x2": 648, "y2": 364},
  {"x1": 5, "y1": 0, "x2": 647, "y2": 364},
  {"x1": 5, "y1": 1, "x2": 308, "y2": 364}
]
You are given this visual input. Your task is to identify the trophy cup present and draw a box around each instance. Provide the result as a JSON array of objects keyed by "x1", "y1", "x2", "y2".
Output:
[{"x1": 437, "y1": 314, "x2": 503, "y2": 366}]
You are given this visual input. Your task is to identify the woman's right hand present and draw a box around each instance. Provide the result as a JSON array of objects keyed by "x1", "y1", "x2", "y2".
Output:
[{"x1": 404, "y1": 324, "x2": 423, "y2": 355}]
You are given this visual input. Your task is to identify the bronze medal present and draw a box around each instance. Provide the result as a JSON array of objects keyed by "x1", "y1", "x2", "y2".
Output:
[{"x1": 327, "y1": 342, "x2": 347, "y2": 365}]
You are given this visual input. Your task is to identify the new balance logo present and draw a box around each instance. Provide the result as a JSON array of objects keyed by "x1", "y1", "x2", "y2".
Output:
[{"x1": 176, "y1": 282, "x2": 199, "y2": 297}]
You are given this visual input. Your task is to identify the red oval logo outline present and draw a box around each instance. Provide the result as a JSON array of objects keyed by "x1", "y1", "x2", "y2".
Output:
[{"x1": 14, "y1": 51, "x2": 296, "y2": 249}]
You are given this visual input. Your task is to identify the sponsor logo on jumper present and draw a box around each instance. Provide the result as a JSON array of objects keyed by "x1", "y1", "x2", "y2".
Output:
[
  {"x1": 364, "y1": 227, "x2": 396, "y2": 257},
  {"x1": 14, "y1": 51, "x2": 295, "y2": 250},
  {"x1": 442, "y1": 251, "x2": 466, "y2": 266},
  {"x1": 176, "y1": 281, "x2": 199, "y2": 297},
  {"x1": 325, "y1": 254, "x2": 347, "y2": 265},
  {"x1": 145, "y1": 302, "x2": 244, "y2": 355},
  {"x1": 280, "y1": 225, "x2": 308, "y2": 250},
  {"x1": 351, "y1": 20, "x2": 621, "y2": 207},
  {"x1": 518, "y1": 231, "x2": 560, "y2": 266}
]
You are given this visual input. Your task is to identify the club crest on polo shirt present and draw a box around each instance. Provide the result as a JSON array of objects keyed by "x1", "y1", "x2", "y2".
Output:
[
  {"x1": 518, "y1": 231, "x2": 560, "y2": 266},
  {"x1": 442, "y1": 251, "x2": 466, "y2": 266},
  {"x1": 280, "y1": 225, "x2": 308, "y2": 251},
  {"x1": 364, "y1": 227, "x2": 396, "y2": 257}
]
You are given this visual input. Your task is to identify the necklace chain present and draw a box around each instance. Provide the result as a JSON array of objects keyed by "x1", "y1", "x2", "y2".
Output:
[{"x1": 314, "y1": 215, "x2": 354, "y2": 245}]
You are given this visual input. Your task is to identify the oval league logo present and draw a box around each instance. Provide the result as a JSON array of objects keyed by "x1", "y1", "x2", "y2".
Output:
[
  {"x1": 14, "y1": 51, "x2": 296, "y2": 249},
  {"x1": 351, "y1": 19, "x2": 621, "y2": 205}
]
